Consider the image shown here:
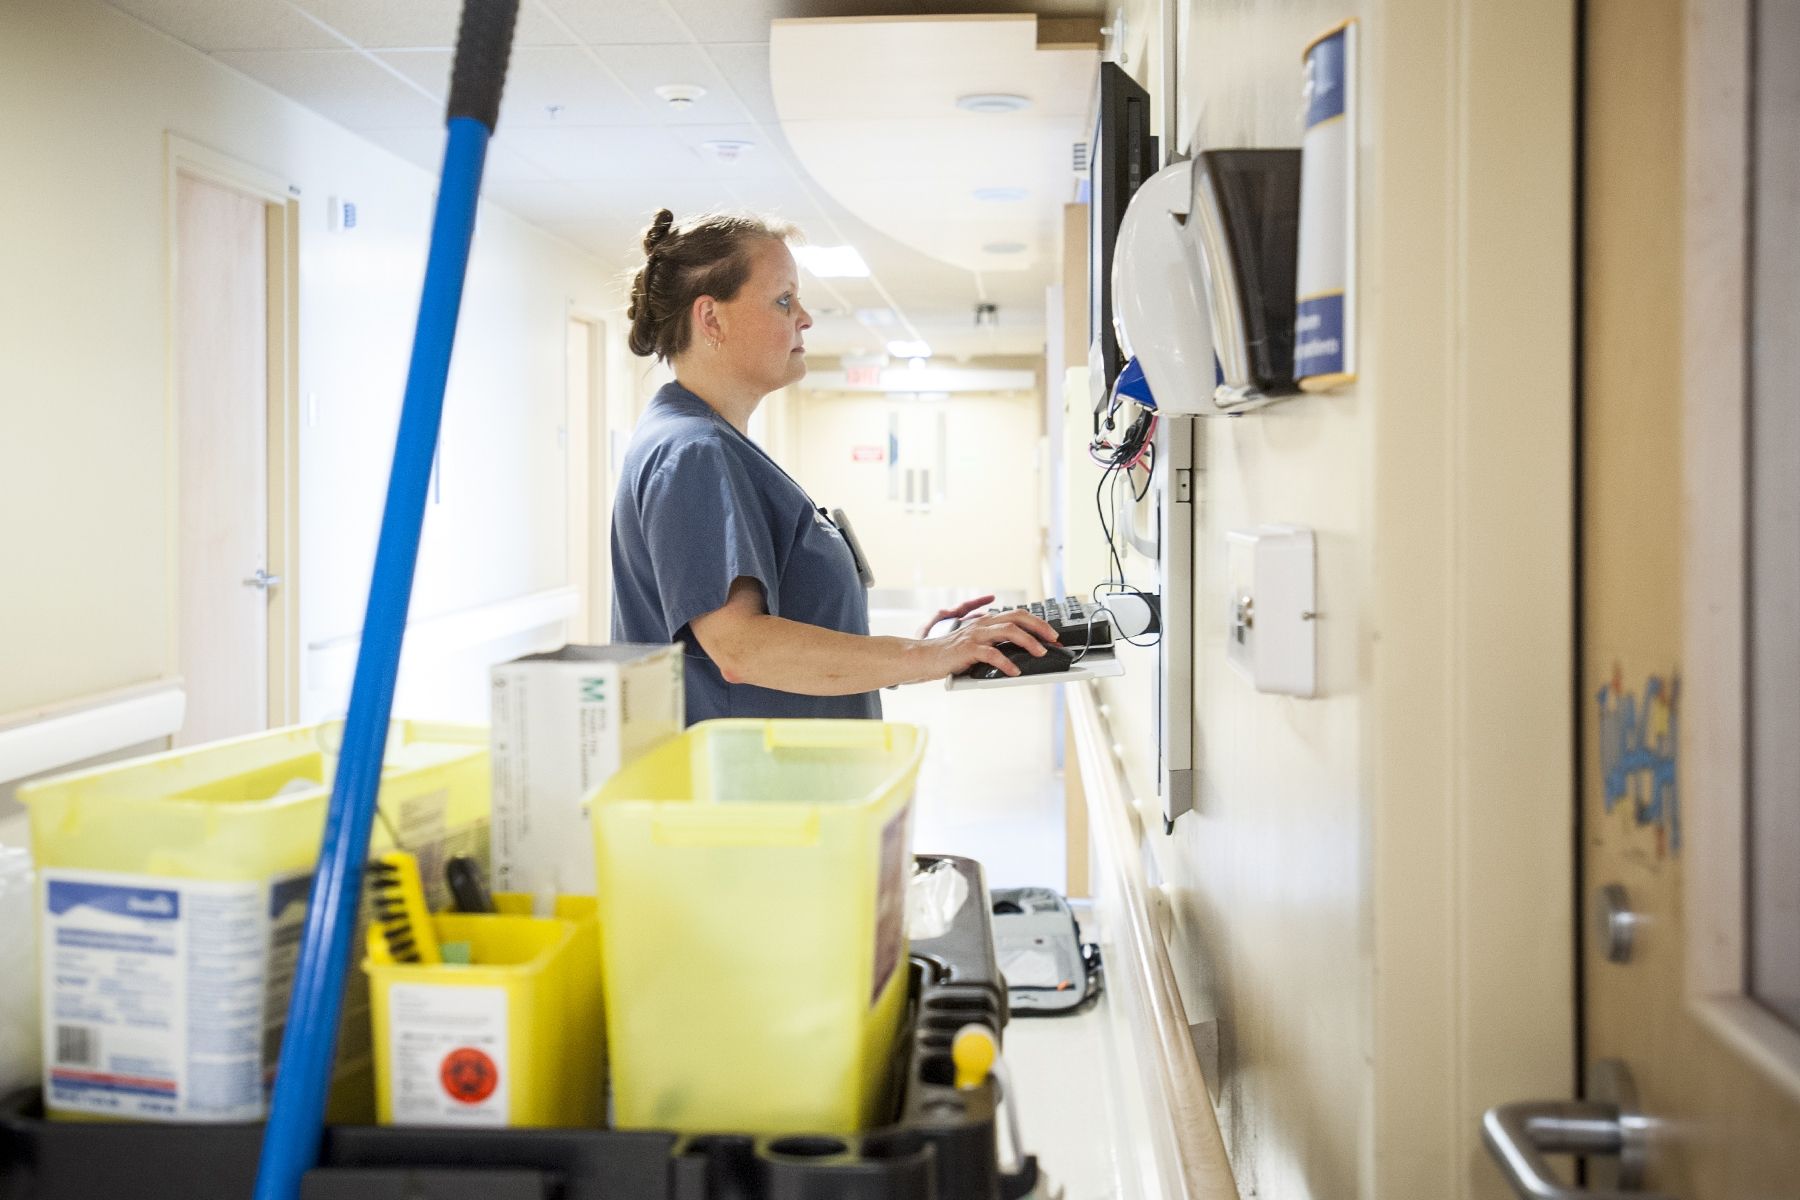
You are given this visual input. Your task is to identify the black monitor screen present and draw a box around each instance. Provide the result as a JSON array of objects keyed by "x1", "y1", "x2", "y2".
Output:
[{"x1": 1088, "y1": 63, "x2": 1157, "y2": 414}]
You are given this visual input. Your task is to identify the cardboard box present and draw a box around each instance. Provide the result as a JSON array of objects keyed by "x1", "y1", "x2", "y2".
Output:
[{"x1": 489, "y1": 645, "x2": 683, "y2": 896}]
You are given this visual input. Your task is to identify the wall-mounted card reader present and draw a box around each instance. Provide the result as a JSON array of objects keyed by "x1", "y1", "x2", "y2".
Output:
[{"x1": 1225, "y1": 525, "x2": 1317, "y2": 697}]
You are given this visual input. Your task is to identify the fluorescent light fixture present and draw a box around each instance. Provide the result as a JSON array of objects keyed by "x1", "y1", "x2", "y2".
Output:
[
  {"x1": 887, "y1": 339, "x2": 932, "y2": 358},
  {"x1": 792, "y1": 244, "x2": 871, "y2": 278},
  {"x1": 956, "y1": 93, "x2": 1032, "y2": 114},
  {"x1": 972, "y1": 186, "x2": 1029, "y2": 202}
]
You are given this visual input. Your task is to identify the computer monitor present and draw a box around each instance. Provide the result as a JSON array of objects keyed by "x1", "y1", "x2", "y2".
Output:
[{"x1": 1087, "y1": 62, "x2": 1159, "y2": 416}]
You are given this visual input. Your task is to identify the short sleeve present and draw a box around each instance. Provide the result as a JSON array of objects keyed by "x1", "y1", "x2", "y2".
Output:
[{"x1": 638, "y1": 437, "x2": 781, "y2": 635}]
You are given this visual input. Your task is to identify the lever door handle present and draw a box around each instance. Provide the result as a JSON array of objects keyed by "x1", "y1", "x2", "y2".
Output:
[
  {"x1": 243, "y1": 568, "x2": 283, "y2": 591},
  {"x1": 1481, "y1": 1060, "x2": 1672, "y2": 1200}
]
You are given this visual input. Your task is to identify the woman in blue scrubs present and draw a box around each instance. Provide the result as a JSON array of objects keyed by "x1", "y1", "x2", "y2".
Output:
[{"x1": 611, "y1": 208, "x2": 1059, "y2": 724}]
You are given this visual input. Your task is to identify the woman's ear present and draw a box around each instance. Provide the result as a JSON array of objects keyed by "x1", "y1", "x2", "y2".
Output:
[{"x1": 692, "y1": 296, "x2": 723, "y2": 348}]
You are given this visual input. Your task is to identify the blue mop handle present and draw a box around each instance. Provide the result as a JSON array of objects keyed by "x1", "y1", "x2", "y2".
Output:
[{"x1": 253, "y1": 4, "x2": 517, "y2": 1198}]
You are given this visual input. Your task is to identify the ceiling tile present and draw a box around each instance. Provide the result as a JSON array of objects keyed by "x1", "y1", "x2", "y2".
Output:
[
  {"x1": 588, "y1": 43, "x2": 753, "y2": 125},
  {"x1": 500, "y1": 125, "x2": 725, "y2": 184},
  {"x1": 662, "y1": 123, "x2": 795, "y2": 180},
  {"x1": 106, "y1": 0, "x2": 343, "y2": 51},
  {"x1": 295, "y1": 0, "x2": 571, "y2": 49},
  {"x1": 534, "y1": 0, "x2": 691, "y2": 45},
  {"x1": 213, "y1": 49, "x2": 441, "y2": 129},
  {"x1": 704, "y1": 43, "x2": 778, "y2": 124},
  {"x1": 661, "y1": 0, "x2": 787, "y2": 45},
  {"x1": 379, "y1": 47, "x2": 643, "y2": 128}
]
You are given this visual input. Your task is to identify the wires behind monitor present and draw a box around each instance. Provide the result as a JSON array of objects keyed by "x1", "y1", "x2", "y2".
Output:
[{"x1": 1088, "y1": 386, "x2": 1162, "y2": 649}]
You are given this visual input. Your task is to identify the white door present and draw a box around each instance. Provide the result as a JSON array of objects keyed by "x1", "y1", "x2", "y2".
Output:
[{"x1": 174, "y1": 172, "x2": 269, "y2": 746}]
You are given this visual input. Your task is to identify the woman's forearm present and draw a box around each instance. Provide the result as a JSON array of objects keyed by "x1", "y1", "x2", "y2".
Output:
[
  {"x1": 704, "y1": 611, "x2": 938, "y2": 694},
  {"x1": 698, "y1": 611, "x2": 936, "y2": 694}
]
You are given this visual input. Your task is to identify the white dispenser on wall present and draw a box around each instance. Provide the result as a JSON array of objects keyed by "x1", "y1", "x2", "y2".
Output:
[{"x1": 1226, "y1": 525, "x2": 1317, "y2": 697}]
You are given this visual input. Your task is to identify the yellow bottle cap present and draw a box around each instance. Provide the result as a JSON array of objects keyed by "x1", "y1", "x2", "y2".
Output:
[{"x1": 951, "y1": 1024, "x2": 997, "y2": 1090}]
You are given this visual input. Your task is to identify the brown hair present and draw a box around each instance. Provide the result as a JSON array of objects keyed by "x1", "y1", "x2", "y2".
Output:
[{"x1": 625, "y1": 208, "x2": 797, "y2": 361}]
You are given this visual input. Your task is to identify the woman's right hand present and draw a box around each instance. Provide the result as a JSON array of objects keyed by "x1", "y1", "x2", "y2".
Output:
[{"x1": 915, "y1": 605, "x2": 1061, "y2": 680}]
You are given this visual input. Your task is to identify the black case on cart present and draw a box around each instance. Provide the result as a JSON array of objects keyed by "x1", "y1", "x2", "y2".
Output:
[{"x1": 0, "y1": 855, "x2": 1035, "y2": 1200}]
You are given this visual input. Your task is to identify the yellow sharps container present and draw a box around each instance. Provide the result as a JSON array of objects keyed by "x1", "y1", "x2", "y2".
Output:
[{"x1": 589, "y1": 719, "x2": 925, "y2": 1136}]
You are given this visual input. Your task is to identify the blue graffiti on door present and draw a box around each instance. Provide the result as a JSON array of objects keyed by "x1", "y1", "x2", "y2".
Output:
[{"x1": 1595, "y1": 669, "x2": 1680, "y2": 856}]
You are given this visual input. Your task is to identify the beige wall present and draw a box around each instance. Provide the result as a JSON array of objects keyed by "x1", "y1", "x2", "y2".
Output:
[
  {"x1": 1076, "y1": 2, "x2": 1577, "y2": 1197},
  {"x1": 0, "y1": 0, "x2": 617, "y2": 726}
]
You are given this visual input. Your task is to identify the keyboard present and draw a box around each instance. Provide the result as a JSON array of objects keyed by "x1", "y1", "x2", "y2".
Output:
[
  {"x1": 1017, "y1": 596, "x2": 1113, "y2": 653},
  {"x1": 954, "y1": 596, "x2": 1115, "y2": 681}
]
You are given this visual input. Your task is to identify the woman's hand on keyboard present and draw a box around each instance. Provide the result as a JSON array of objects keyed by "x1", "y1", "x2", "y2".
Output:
[
  {"x1": 918, "y1": 605, "x2": 1061, "y2": 680},
  {"x1": 917, "y1": 594, "x2": 997, "y2": 639}
]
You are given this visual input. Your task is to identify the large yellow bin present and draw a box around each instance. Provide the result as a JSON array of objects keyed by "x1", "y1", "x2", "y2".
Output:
[
  {"x1": 365, "y1": 895, "x2": 603, "y2": 1129},
  {"x1": 20, "y1": 720, "x2": 489, "y2": 1123},
  {"x1": 589, "y1": 719, "x2": 925, "y2": 1136}
]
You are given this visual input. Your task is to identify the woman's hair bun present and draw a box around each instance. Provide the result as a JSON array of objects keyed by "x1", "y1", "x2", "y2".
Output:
[{"x1": 642, "y1": 208, "x2": 676, "y2": 256}]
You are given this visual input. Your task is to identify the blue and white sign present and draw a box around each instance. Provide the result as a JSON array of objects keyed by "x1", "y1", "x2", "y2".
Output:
[{"x1": 1295, "y1": 20, "x2": 1357, "y2": 389}]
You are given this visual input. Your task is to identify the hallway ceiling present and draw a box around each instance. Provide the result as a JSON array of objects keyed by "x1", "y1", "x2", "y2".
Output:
[{"x1": 106, "y1": 0, "x2": 1102, "y2": 362}]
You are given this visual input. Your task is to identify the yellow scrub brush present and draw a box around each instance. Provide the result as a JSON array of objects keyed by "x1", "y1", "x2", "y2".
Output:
[{"x1": 365, "y1": 851, "x2": 440, "y2": 965}]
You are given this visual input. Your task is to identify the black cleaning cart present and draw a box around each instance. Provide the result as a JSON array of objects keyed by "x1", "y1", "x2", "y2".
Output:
[{"x1": 0, "y1": 855, "x2": 1038, "y2": 1200}]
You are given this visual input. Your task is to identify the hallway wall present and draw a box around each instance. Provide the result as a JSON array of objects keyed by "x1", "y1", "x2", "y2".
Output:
[
  {"x1": 1075, "y1": 2, "x2": 1578, "y2": 1197},
  {"x1": 0, "y1": 0, "x2": 617, "y2": 731}
]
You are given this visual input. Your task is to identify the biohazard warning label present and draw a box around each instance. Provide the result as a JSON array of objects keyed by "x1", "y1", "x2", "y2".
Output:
[
  {"x1": 385, "y1": 984, "x2": 508, "y2": 1126},
  {"x1": 439, "y1": 1047, "x2": 498, "y2": 1105}
]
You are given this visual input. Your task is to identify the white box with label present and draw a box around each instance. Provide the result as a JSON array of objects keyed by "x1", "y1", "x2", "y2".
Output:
[{"x1": 489, "y1": 644, "x2": 684, "y2": 896}]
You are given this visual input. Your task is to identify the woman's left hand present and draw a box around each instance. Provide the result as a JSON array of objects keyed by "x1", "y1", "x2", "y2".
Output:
[{"x1": 917, "y1": 595, "x2": 997, "y2": 639}]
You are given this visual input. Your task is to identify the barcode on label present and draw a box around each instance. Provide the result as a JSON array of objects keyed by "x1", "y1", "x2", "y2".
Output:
[{"x1": 55, "y1": 1025, "x2": 98, "y2": 1068}]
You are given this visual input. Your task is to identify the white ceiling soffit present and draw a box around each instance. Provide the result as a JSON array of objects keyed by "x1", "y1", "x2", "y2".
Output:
[{"x1": 770, "y1": 15, "x2": 1095, "y2": 277}]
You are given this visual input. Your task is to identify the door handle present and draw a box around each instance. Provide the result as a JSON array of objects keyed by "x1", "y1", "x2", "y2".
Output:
[
  {"x1": 1481, "y1": 1060, "x2": 1672, "y2": 1200},
  {"x1": 243, "y1": 567, "x2": 283, "y2": 591}
]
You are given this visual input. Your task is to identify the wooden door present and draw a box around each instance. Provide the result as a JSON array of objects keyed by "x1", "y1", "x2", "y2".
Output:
[
  {"x1": 174, "y1": 172, "x2": 269, "y2": 746},
  {"x1": 1567, "y1": 1, "x2": 1800, "y2": 1195}
]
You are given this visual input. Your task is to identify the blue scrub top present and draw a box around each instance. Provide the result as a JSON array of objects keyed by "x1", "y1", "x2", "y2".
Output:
[{"x1": 610, "y1": 381, "x2": 881, "y2": 724}]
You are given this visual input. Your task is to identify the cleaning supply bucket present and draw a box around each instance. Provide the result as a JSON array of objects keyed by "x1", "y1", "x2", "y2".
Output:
[{"x1": 20, "y1": 721, "x2": 488, "y2": 1122}]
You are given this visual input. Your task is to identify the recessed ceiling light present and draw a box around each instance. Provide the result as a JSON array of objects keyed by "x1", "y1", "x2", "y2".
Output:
[
  {"x1": 972, "y1": 186, "x2": 1029, "y2": 203},
  {"x1": 792, "y1": 244, "x2": 871, "y2": 278},
  {"x1": 887, "y1": 339, "x2": 932, "y2": 359},
  {"x1": 982, "y1": 241, "x2": 1028, "y2": 255},
  {"x1": 654, "y1": 83, "x2": 706, "y2": 109},
  {"x1": 956, "y1": 93, "x2": 1032, "y2": 114},
  {"x1": 698, "y1": 138, "x2": 755, "y2": 163}
]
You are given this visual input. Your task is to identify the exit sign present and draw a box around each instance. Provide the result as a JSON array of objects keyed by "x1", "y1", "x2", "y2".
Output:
[{"x1": 851, "y1": 445, "x2": 885, "y2": 463}]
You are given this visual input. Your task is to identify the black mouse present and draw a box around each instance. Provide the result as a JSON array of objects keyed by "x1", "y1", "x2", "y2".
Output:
[{"x1": 961, "y1": 641, "x2": 1075, "y2": 681}]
